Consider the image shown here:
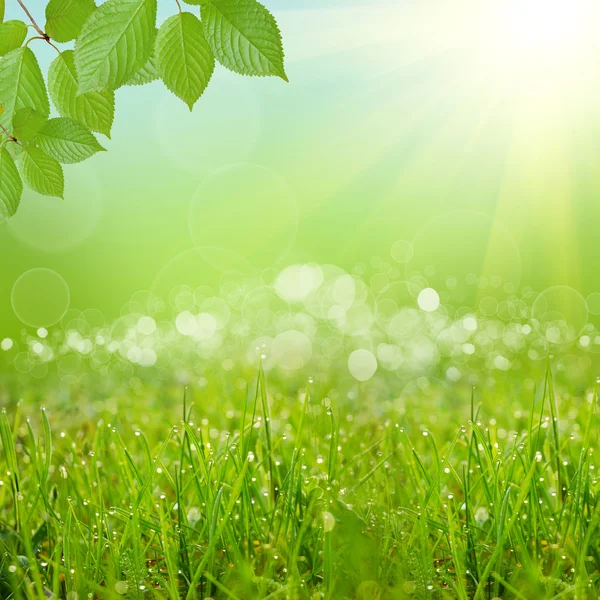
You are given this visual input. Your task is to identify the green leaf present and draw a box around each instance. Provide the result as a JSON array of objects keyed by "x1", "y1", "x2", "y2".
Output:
[
  {"x1": 36, "y1": 117, "x2": 105, "y2": 164},
  {"x1": 123, "y1": 51, "x2": 158, "y2": 87},
  {"x1": 201, "y1": 0, "x2": 286, "y2": 80},
  {"x1": 0, "y1": 20, "x2": 27, "y2": 56},
  {"x1": 18, "y1": 147, "x2": 64, "y2": 198},
  {"x1": 0, "y1": 0, "x2": 5, "y2": 23},
  {"x1": 0, "y1": 47, "x2": 50, "y2": 130},
  {"x1": 13, "y1": 108, "x2": 48, "y2": 142},
  {"x1": 4, "y1": 139, "x2": 23, "y2": 161},
  {"x1": 155, "y1": 12, "x2": 214, "y2": 110},
  {"x1": 0, "y1": 147, "x2": 22, "y2": 220},
  {"x1": 45, "y1": 0, "x2": 96, "y2": 43},
  {"x1": 48, "y1": 50, "x2": 114, "y2": 137},
  {"x1": 75, "y1": 0, "x2": 157, "y2": 93}
]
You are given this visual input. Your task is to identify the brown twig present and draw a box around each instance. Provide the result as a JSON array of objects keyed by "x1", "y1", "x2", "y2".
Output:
[
  {"x1": 25, "y1": 35, "x2": 46, "y2": 47},
  {"x1": 16, "y1": 0, "x2": 46, "y2": 38},
  {"x1": 24, "y1": 34, "x2": 61, "y2": 54},
  {"x1": 16, "y1": 0, "x2": 61, "y2": 54},
  {"x1": 0, "y1": 123, "x2": 23, "y2": 147},
  {"x1": 0, "y1": 123, "x2": 12, "y2": 138}
]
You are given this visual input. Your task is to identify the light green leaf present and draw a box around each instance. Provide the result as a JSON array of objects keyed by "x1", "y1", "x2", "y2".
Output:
[
  {"x1": 48, "y1": 50, "x2": 114, "y2": 137},
  {"x1": 0, "y1": 20, "x2": 27, "y2": 56},
  {"x1": 4, "y1": 139, "x2": 23, "y2": 161},
  {"x1": 18, "y1": 147, "x2": 64, "y2": 198},
  {"x1": 36, "y1": 117, "x2": 105, "y2": 164},
  {"x1": 0, "y1": 146, "x2": 22, "y2": 220},
  {"x1": 155, "y1": 12, "x2": 214, "y2": 110},
  {"x1": 123, "y1": 51, "x2": 158, "y2": 86},
  {"x1": 201, "y1": 0, "x2": 286, "y2": 80},
  {"x1": 45, "y1": 0, "x2": 96, "y2": 43},
  {"x1": 0, "y1": 47, "x2": 50, "y2": 129},
  {"x1": 13, "y1": 108, "x2": 48, "y2": 142},
  {"x1": 75, "y1": 0, "x2": 157, "y2": 93}
]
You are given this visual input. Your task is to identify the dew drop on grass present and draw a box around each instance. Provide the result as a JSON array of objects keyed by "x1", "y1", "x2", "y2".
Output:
[
  {"x1": 113, "y1": 581, "x2": 128, "y2": 595},
  {"x1": 322, "y1": 511, "x2": 335, "y2": 532}
]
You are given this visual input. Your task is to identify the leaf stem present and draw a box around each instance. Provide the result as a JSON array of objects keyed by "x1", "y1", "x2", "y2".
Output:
[
  {"x1": 24, "y1": 35, "x2": 45, "y2": 47},
  {"x1": 16, "y1": 0, "x2": 61, "y2": 54},
  {"x1": 0, "y1": 123, "x2": 23, "y2": 147},
  {"x1": 16, "y1": 0, "x2": 45, "y2": 37},
  {"x1": 25, "y1": 35, "x2": 61, "y2": 54}
]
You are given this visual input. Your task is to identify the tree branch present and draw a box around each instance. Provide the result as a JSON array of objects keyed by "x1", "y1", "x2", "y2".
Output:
[
  {"x1": 0, "y1": 123, "x2": 12, "y2": 138},
  {"x1": 0, "y1": 123, "x2": 23, "y2": 146},
  {"x1": 25, "y1": 34, "x2": 61, "y2": 54},
  {"x1": 16, "y1": 0, "x2": 48, "y2": 40}
]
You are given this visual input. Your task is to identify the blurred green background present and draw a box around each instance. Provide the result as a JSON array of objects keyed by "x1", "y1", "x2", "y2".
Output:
[{"x1": 2, "y1": 0, "x2": 600, "y2": 336}]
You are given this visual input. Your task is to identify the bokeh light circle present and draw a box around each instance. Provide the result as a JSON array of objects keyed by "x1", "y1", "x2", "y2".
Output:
[
  {"x1": 375, "y1": 281, "x2": 419, "y2": 325},
  {"x1": 7, "y1": 162, "x2": 103, "y2": 251},
  {"x1": 155, "y1": 71, "x2": 261, "y2": 173},
  {"x1": 418, "y1": 288, "x2": 440, "y2": 312},
  {"x1": 151, "y1": 249, "x2": 253, "y2": 303},
  {"x1": 532, "y1": 285, "x2": 588, "y2": 344},
  {"x1": 390, "y1": 240, "x2": 414, "y2": 264},
  {"x1": 407, "y1": 211, "x2": 522, "y2": 303},
  {"x1": 274, "y1": 264, "x2": 324, "y2": 303},
  {"x1": 11, "y1": 268, "x2": 70, "y2": 327},
  {"x1": 272, "y1": 330, "x2": 312, "y2": 371},
  {"x1": 586, "y1": 292, "x2": 600, "y2": 315},
  {"x1": 348, "y1": 349, "x2": 378, "y2": 381}
]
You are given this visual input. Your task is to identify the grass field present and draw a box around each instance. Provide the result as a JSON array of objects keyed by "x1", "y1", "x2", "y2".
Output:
[{"x1": 1, "y1": 363, "x2": 599, "y2": 599}]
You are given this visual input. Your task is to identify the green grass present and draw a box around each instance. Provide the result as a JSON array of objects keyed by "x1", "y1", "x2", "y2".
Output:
[{"x1": 1, "y1": 366, "x2": 599, "y2": 599}]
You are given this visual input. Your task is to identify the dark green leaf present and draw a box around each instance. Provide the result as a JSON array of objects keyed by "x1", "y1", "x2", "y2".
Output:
[
  {"x1": 155, "y1": 12, "x2": 214, "y2": 109},
  {"x1": 45, "y1": 0, "x2": 96, "y2": 43},
  {"x1": 122, "y1": 51, "x2": 159, "y2": 87},
  {"x1": 0, "y1": 146, "x2": 22, "y2": 220},
  {"x1": 75, "y1": 0, "x2": 157, "y2": 93},
  {"x1": 13, "y1": 108, "x2": 48, "y2": 142},
  {"x1": 36, "y1": 117, "x2": 105, "y2": 164},
  {"x1": 48, "y1": 50, "x2": 115, "y2": 137},
  {"x1": 18, "y1": 147, "x2": 64, "y2": 198},
  {"x1": 0, "y1": 20, "x2": 27, "y2": 56},
  {"x1": 201, "y1": 0, "x2": 287, "y2": 80},
  {"x1": 0, "y1": 47, "x2": 50, "y2": 130}
]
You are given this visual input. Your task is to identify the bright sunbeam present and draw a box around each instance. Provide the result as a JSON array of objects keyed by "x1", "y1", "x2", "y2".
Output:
[
  {"x1": 478, "y1": 0, "x2": 599, "y2": 93},
  {"x1": 505, "y1": 0, "x2": 589, "y2": 52}
]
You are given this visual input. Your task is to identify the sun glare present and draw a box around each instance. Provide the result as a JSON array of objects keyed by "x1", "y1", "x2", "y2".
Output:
[
  {"x1": 477, "y1": 0, "x2": 599, "y2": 94},
  {"x1": 505, "y1": 0, "x2": 588, "y2": 52}
]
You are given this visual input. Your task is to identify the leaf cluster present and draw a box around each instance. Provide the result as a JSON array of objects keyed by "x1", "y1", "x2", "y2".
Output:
[{"x1": 0, "y1": 0, "x2": 287, "y2": 222}]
